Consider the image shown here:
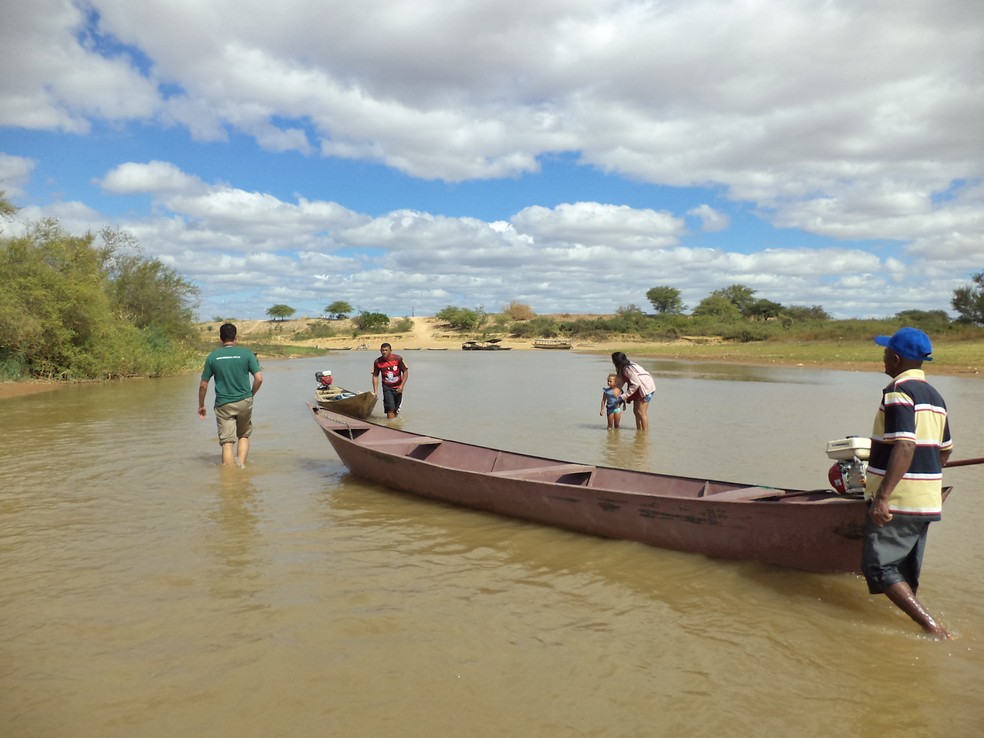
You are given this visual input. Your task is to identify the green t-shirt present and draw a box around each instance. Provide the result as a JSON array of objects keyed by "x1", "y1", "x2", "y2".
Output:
[{"x1": 201, "y1": 345, "x2": 261, "y2": 407}]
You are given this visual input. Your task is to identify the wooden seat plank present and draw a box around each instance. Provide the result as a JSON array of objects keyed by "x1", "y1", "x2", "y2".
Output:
[{"x1": 490, "y1": 463, "x2": 595, "y2": 478}]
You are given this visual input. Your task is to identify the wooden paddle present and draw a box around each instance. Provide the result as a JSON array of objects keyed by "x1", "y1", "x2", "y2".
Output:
[{"x1": 945, "y1": 456, "x2": 984, "y2": 468}]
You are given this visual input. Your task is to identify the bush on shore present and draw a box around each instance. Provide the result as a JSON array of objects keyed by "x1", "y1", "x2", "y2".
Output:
[{"x1": 1, "y1": 212, "x2": 200, "y2": 380}]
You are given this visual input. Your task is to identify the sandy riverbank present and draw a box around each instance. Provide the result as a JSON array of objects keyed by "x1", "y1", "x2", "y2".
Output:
[
  {"x1": 4, "y1": 317, "x2": 978, "y2": 401},
  {"x1": 227, "y1": 316, "x2": 982, "y2": 376}
]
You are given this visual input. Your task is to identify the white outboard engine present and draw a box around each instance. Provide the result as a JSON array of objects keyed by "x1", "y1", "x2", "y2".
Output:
[
  {"x1": 315, "y1": 369, "x2": 333, "y2": 387},
  {"x1": 825, "y1": 436, "x2": 870, "y2": 495}
]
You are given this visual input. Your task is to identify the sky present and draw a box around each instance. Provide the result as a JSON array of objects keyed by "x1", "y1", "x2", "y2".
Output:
[{"x1": 1, "y1": 0, "x2": 982, "y2": 321}]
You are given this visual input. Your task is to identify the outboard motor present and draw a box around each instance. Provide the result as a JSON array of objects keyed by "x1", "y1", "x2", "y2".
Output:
[
  {"x1": 826, "y1": 436, "x2": 870, "y2": 495},
  {"x1": 315, "y1": 369, "x2": 333, "y2": 387}
]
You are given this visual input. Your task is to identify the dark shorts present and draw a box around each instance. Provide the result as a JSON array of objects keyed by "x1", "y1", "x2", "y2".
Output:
[
  {"x1": 382, "y1": 385, "x2": 403, "y2": 414},
  {"x1": 861, "y1": 514, "x2": 932, "y2": 594}
]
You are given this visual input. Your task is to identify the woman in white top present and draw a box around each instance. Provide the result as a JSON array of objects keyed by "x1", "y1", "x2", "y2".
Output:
[{"x1": 611, "y1": 352, "x2": 656, "y2": 430}]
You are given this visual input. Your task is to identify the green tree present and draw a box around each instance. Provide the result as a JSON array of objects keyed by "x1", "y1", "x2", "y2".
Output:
[
  {"x1": 0, "y1": 191, "x2": 15, "y2": 222},
  {"x1": 745, "y1": 298, "x2": 784, "y2": 320},
  {"x1": 353, "y1": 310, "x2": 390, "y2": 330},
  {"x1": 324, "y1": 300, "x2": 352, "y2": 320},
  {"x1": 435, "y1": 305, "x2": 485, "y2": 330},
  {"x1": 710, "y1": 284, "x2": 757, "y2": 316},
  {"x1": 785, "y1": 305, "x2": 830, "y2": 321},
  {"x1": 951, "y1": 273, "x2": 984, "y2": 325},
  {"x1": 0, "y1": 214, "x2": 199, "y2": 379},
  {"x1": 101, "y1": 229, "x2": 199, "y2": 342},
  {"x1": 692, "y1": 294, "x2": 742, "y2": 319},
  {"x1": 266, "y1": 304, "x2": 296, "y2": 322},
  {"x1": 1, "y1": 220, "x2": 132, "y2": 377},
  {"x1": 645, "y1": 286, "x2": 685, "y2": 314}
]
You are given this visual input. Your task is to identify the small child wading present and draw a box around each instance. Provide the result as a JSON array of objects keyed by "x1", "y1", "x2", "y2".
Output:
[{"x1": 600, "y1": 374, "x2": 624, "y2": 429}]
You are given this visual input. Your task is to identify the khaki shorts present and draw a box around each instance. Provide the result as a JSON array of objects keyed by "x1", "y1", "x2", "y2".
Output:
[{"x1": 215, "y1": 397, "x2": 254, "y2": 445}]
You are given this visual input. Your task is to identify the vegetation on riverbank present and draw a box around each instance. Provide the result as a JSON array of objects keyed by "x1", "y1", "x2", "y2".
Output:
[
  {"x1": 3, "y1": 193, "x2": 983, "y2": 384},
  {"x1": 1, "y1": 202, "x2": 200, "y2": 381}
]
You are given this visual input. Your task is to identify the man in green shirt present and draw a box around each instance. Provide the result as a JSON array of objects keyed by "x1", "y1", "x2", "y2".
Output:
[{"x1": 198, "y1": 323, "x2": 263, "y2": 467}]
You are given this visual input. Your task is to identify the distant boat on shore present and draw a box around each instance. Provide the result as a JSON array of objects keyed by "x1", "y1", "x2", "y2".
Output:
[{"x1": 462, "y1": 339, "x2": 512, "y2": 351}]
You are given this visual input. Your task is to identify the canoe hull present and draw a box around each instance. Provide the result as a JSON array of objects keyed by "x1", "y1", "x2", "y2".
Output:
[
  {"x1": 308, "y1": 408, "x2": 951, "y2": 574},
  {"x1": 314, "y1": 387, "x2": 377, "y2": 419}
]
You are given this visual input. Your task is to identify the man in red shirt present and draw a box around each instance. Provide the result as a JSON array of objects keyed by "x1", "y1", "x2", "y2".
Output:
[{"x1": 372, "y1": 343, "x2": 409, "y2": 419}]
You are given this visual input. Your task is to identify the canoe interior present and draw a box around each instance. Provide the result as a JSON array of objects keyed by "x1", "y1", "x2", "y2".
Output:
[
  {"x1": 314, "y1": 387, "x2": 377, "y2": 419},
  {"x1": 311, "y1": 408, "x2": 831, "y2": 502}
]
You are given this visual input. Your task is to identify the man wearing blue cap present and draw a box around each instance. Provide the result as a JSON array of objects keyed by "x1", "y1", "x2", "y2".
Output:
[{"x1": 863, "y1": 327, "x2": 953, "y2": 638}]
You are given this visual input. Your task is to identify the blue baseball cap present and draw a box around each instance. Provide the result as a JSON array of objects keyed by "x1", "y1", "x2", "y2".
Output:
[{"x1": 874, "y1": 327, "x2": 933, "y2": 362}]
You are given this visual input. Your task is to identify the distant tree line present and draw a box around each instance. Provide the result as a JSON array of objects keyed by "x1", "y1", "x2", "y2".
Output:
[
  {"x1": 266, "y1": 277, "x2": 984, "y2": 342},
  {"x1": 262, "y1": 301, "x2": 355, "y2": 322},
  {"x1": 646, "y1": 280, "x2": 984, "y2": 326},
  {"x1": 645, "y1": 284, "x2": 828, "y2": 322},
  {"x1": 429, "y1": 280, "x2": 984, "y2": 343}
]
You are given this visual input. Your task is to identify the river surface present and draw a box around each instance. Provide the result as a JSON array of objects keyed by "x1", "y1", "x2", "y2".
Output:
[{"x1": 3, "y1": 349, "x2": 984, "y2": 737}]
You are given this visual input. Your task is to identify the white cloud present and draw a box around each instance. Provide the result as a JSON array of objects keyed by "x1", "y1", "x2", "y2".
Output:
[
  {"x1": 7, "y1": 1, "x2": 980, "y2": 194},
  {"x1": 512, "y1": 203, "x2": 683, "y2": 247},
  {"x1": 44, "y1": 162, "x2": 959, "y2": 318},
  {"x1": 98, "y1": 161, "x2": 206, "y2": 194},
  {"x1": 0, "y1": 154, "x2": 36, "y2": 198},
  {"x1": 3, "y1": 1, "x2": 983, "y2": 320},
  {"x1": 0, "y1": 0, "x2": 160, "y2": 131},
  {"x1": 687, "y1": 204, "x2": 729, "y2": 233}
]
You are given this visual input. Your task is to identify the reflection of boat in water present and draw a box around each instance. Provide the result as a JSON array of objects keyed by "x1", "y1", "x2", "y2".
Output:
[
  {"x1": 307, "y1": 410, "x2": 947, "y2": 574},
  {"x1": 533, "y1": 338, "x2": 572, "y2": 349},
  {"x1": 462, "y1": 339, "x2": 511, "y2": 351}
]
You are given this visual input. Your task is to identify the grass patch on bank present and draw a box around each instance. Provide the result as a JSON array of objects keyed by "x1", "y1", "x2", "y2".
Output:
[
  {"x1": 249, "y1": 342, "x2": 329, "y2": 359},
  {"x1": 606, "y1": 338, "x2": 984, "y2": 375}
]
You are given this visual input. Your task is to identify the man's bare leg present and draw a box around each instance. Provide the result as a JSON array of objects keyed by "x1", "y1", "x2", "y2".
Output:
[
  {"x1": 236, "y1": 437, "x2": 250, "y2": 467},
  {"x1": 221, "y1": 442, "x2": 236, "y2": 467},
  {"x1": 884, "y1": 581, "x2": 952, "y2": 639}
]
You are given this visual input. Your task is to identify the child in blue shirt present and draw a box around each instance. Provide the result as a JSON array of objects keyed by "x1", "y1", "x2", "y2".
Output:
[{"x1": 599, "y1": 373, "x2": 624, "y2": 429}]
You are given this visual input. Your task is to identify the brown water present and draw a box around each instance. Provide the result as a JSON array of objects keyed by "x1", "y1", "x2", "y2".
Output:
[{"x1": 3, "y1": 351, "x2": 984, "y2": 737}]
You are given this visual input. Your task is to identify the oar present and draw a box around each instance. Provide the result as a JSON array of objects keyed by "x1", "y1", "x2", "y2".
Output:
[{"x1": 945, "y1": 456, "x2": 984, "y2": 468}]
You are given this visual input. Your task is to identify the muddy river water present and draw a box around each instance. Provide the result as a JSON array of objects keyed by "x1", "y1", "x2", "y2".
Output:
[{"x1": 3, "y1": 350, "x2": 984, "y2": 737}]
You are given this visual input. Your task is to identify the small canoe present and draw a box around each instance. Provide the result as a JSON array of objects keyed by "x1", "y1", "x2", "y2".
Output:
[
  {"x1": 533, "y1": 339, "x2": 572, "y2": 349},
  {"x1": 308, "y1": 409, "x2": 952, "y2": 573},
  {"x1": 314, "y1": 386, "x2": 377, "y2": 419}
]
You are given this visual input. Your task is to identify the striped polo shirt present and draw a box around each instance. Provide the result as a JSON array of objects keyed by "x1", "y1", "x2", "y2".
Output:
[{"x1": 865, "y1": 369, "x2": 952, "y2": 517}]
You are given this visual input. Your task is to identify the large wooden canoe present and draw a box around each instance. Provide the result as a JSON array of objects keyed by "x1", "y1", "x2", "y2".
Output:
[
  {"x1": 315, "y1": 386, "x2": 377, "y2": 419},
  {"x1": 308, "y1": 408, "x2": 952, "y2": 574}
]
